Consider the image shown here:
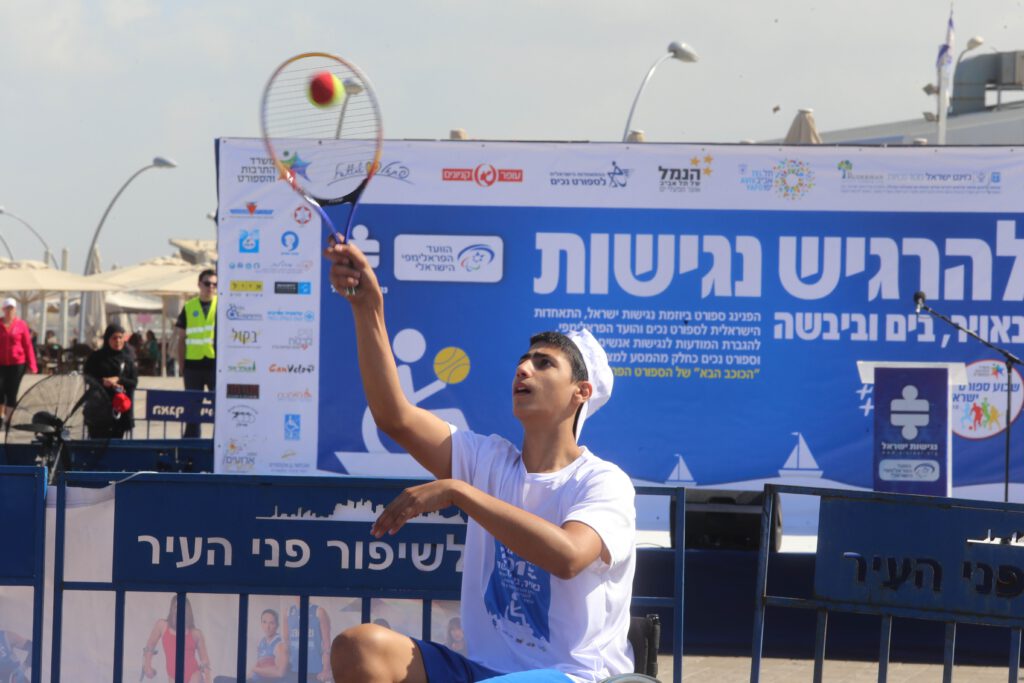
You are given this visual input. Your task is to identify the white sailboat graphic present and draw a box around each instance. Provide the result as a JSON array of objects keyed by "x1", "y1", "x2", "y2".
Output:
[
  {"x1": 778, "y1": 432, "x2": 823, "y2": 478},
  {"x1": 664, "y1": 453, "x2": 696, "y2": 485}
]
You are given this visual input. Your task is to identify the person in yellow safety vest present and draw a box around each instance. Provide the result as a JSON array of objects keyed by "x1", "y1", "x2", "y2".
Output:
[{"x1": 175, "y1": 269, "x2": 217, "y2": 438}]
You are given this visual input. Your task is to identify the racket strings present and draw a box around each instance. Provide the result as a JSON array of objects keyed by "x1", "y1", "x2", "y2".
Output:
[{"x1": 262, "y1": 54, "x2": 383, "y2": 202}]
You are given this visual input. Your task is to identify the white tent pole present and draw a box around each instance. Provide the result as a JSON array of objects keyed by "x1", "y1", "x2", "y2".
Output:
[{"x1": 59, "y1": 248, "x2": 70, "y2": 347}]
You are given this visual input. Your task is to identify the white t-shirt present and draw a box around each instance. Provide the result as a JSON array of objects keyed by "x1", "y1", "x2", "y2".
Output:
[{"x1": 450, "y1": 427, "x2": 636, "y2": 683}]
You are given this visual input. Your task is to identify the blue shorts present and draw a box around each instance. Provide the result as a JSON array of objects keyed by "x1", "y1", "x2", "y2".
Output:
[{"x1": 412, "y1": 639, "x2": 573, "y2": 683}]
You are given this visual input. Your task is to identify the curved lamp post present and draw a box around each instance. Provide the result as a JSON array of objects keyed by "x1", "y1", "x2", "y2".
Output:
[
  {"x1": 0, "y1": 231, "x2": 14, "y2": 261},
  {"x1": 622, "y1": 41, "x2": 699, "y2": 142},
  {"x1": 78, "y1": 156, "x2": 177, "y2": 340},
  {"x1": 0, "y1": 206, "x2": 59, "y2": 268}
]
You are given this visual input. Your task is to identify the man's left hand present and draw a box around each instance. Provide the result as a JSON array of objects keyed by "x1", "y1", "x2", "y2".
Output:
[{"x1": 371, "y1": 480, "x2": 461, "y2": 538}]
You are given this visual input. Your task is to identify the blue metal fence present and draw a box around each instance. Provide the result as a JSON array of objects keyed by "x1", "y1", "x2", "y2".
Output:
[
  {"x1": 751, "y1": 483, "x2": 1024, "y2": 682},
  {"x1": 51, "y1": 473, "x2": 685, "y2": 683}
]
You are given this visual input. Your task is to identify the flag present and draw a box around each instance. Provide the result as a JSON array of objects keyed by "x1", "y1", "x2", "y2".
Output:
[{"x1": 936, "y1": 8, "x2": 955, "y2": 69}]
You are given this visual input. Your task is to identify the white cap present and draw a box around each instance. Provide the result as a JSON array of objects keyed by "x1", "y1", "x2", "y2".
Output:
[
  {"x1": 566, "y1": 328, "x2": 613, "y2": 441},
  {"x1": 1, "y1": 297, "x2": 15, "y2": 309}
]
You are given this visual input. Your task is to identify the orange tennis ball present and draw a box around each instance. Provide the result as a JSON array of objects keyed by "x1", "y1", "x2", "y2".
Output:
[
  {"x1": 308, "y1": 71, "x2": 345, "y2": 108},
  {"x1": 433, "y1": 346, "x2": 471, "y2": 385}
]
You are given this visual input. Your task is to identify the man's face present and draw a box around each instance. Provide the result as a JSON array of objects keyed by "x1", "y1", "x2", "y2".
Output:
[
  {"x1": 198, "y1": 275, "x2": 218, "y2": 299},
  {"x1": 261, "y1": 612, "x2": 278, "y2": 637},
  {"x1": 512, "y1": 343, "x2": 580, "y2": 423}
]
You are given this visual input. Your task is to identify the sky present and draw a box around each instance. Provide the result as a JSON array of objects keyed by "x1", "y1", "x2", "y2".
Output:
[{"x1": 0, "y1": 0, "x2": 1021, "y2": 273}]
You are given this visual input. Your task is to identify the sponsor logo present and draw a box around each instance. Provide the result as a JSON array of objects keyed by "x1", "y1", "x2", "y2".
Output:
[
  {"x1": 239, "y1": 229, "x2": 260, "y2": 253},
  {"x1": 281, "y1": 230, "x2": 300, "y2": 253},
  {"x1": 394, "y1": 235, "x2": 503, "y2": 283},
  {"x1": 226, "y1": 383, "x2": 260, "y2": 400},
  {"x1": 277, "y1": 388, "x2": 314, "y2": 402},
  {"x1": 773, "y1": 159, "x2": 816, "y2": 200},
  {"x1": 227, "y1": 259, "x2": 314, "y2": 275},
  {"x1": 549, "y1": 161, "x2": 631, "y2": 189},
  {"x1": 953, "y1": 361, "x2": 1023, "y2": 440},
  {"x1": 229, "y1": 280, "x2": 263, "y2": 293},
  {"x1": 150, "y1": 404, "x2": 185, "y2": 419},
  {"x1": 225, "y1": 303, "x2": 262, "y2": 321},
  {"x1": 266, "y1": 309, "x2": 316, "y2": 322},
  {"x1": 229, "y1": 328, "x2": 260, "y2": 347},
  {"x1": 280, "y1": 150, "x2": 311, "y2": 181},
  {"x1": 284, "y1": 414, "x2": 302, "y2": 441},
  {"x1": 275, "y1": 281, "x2": 312, "y2": 295},
  {"x1": 227, "y1": 358, "x2": 257, "y2": 373},
  {"x1": 442, "y1": 163, "x2": 523, "y2": 187},
  {"x1": 293, "y1": 205, "x2": 312, "y2": 224},
  {"x1": 221, "y1": 453, "x2": 256, "y2": 472},
  {"x1": 228, "y1": 405, "x2": 258, "y2": 427},
  {"x1": 836, "y1": 159, "x2": 884, "y2": 184},
  {"x1": 272, "y1": 328, "x2": 315, "y2": 351},
  {"x1": 268, "y1": 362, "x2": 315, "y2": 374},
  {"x1": 235, "y1": 157, "x2": 277, "y2": 186},
  {"x1": 330, "y1": 159, "x2": 413, "y2": 186},
  {"x1": 658, "y1": 155, "x2": 713, "y2": 193},
  {"x1": 229, "y1": 202, "x2": 273, "y2": 218}
]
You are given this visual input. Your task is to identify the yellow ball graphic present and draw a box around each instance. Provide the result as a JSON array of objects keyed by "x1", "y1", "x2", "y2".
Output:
[{"x1": 433, "y1": 346, "x2": 470, "y2": 384}]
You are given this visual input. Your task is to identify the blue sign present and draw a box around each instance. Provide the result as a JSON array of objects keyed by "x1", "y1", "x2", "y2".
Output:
[
  {"x1": 112, "y1": 476, "x2": 466, "y2": 591},
  {"x1": 145, "y1": 389, "x2": 215, "y2": 423},
  {"x1": 315, "y1": 204, "x2": 1024, "y2": 491},
  {"x1": 0, "y1": 467, "x2": 44, "y2": 579},
  {"x1": 873, "y1": 367, "x2": 950, "y2": 495},
  {"x1": 816, "y1": 493, "x2": 1024, "y2": 619}
]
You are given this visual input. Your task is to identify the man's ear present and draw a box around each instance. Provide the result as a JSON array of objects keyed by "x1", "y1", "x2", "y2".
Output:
[{"x1": 576, "y1": 380, "x2": 593, "y2": 404}]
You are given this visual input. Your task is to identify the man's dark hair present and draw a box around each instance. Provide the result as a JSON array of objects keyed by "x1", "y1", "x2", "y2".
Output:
[
  {"x1": 198, "y1": 268, "x2": 216, "y2": 282},
  {"x1": 529, "y1": 331, "x2": 588, "y2": 382}
]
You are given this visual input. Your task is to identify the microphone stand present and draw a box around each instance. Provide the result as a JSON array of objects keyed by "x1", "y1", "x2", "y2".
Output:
[{"x1": 918, "y1": 301, "x2": 1023, "y2": 502}]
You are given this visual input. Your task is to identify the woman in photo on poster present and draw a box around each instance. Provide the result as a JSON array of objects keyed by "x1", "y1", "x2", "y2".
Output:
[
  {"x1": 142, "y1": 595, "x2": 212, "y2": 683},
  {"x1": 247, "y1": 608, "x2": 289, "y2": 682}
]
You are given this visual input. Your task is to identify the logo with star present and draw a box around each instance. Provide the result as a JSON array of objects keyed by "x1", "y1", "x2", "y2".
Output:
[
  {"x1": 280, "y1": 150, "x2": 312, "y2": 182},
  {"x1": 690, "y1": 153, "x2": 714, "y2": 178},
  {"x1": 773, "y1": 159, "x2": 815, "y2": 200}
]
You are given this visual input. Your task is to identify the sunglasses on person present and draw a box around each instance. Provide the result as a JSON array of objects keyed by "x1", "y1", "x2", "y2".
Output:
[{"x1": 200, "y1": 280, "x2": 218, "y2": 287}]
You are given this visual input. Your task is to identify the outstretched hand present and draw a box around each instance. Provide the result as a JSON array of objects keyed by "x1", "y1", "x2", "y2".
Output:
[
  {"x1": 371, "y1": 480, "x2": 461, "y2": 538},
  {"x1": 323, "y1": 236, "x2": 382, "y2": 305}
]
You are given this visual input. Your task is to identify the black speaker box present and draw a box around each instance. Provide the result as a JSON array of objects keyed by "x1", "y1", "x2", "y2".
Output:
[{"x1": 670, "y1": 489, "x2": 782, "y2": 552}]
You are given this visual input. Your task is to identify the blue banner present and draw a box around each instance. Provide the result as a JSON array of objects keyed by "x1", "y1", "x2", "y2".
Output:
[
  {"x1": 873, "y1": 367, "x2": 950, "y2": 495},
  {"x1": 145, "y1": 389, "x2": 215, "y2": 423},
  {"x1": 112, "y1": 476, "x2": 465, "y2": 592},
  {"x1": 316, "y1": 204, "x2": 1024, "y2": 492},
  {"x1": 816, "y1": 493, "x2": 1024, "y2": 619}
]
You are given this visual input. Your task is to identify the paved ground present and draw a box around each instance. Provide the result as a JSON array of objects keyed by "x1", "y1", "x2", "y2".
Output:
[{"x1": 659, "y1": 654, "x2": 1012, "y2": 682}]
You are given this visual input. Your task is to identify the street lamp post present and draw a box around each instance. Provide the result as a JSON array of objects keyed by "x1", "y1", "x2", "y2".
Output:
[
  {"x1": 77, "y1": 156, "x2": 177, "y2": 340},
  {"x1": 0, "y1": 232, "x2": 13, "y2": 261},
  {"x1": 622, "y1": 41, "x2": 699, "y2": 142},
  {"x1": 0, "y1": 207, "x2": 60, "y2": 268}
]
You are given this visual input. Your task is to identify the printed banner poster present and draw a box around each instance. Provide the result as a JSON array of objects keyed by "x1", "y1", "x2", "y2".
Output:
[{"x1": 216, "y1": 139, "x2": 1024, "y2": 500}]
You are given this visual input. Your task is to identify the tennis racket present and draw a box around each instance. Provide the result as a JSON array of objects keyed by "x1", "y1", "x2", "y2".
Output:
[{"x1": 261, "y1": 52, "x2": 383, "y2": 294}]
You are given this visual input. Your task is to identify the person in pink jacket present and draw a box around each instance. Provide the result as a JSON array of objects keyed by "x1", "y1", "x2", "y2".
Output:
[{"x1": 0, "y1": 298, "x2": 37, "y2": 429}]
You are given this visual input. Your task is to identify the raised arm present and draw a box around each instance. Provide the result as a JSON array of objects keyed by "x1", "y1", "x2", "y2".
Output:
[{"x1": 324, "y1": 240, "x2": 452, "y2": 479}]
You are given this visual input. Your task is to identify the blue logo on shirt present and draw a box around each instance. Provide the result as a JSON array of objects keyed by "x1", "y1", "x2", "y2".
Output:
[{"x1": 484, "y1": 541, "x2": 551, "y2": 645}]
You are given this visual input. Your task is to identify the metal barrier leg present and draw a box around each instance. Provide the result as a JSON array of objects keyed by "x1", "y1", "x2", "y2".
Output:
[
  {"x1": 812, "y1": 609, "x2": 827, "y2": 683},
  {"x1": 942, "y1": 622, "x2": 956, "y2": 683},
  {"x1": 877, "y1": 614, "x2": 892, "y2": 683},
  {"x1": 1009, "y1": 628, "x2": 1021, "y2": 683},
  {"x1": 749, "y1": 492, "x2": 774, "y2": 683},
  {"x1": 236, "y1": 594, "x2": 249, "y2": 682}
]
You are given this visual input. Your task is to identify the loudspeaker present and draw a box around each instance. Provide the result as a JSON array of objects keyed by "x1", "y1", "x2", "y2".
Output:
[{"x1": 670, "y1": 489, "x2": 782, "y2": 552}]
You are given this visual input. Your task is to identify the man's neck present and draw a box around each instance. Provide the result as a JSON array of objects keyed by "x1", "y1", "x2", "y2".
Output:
[
  {"x1": 198, "y1": 294, "x2": 214, "y2": 304},
  {"x1": 520, "y1": 423, "x2": 582, "y2": 474}
]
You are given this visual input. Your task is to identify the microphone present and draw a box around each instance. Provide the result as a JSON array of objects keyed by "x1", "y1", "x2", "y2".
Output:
[{"x1": 914, "y1": 291, "x2": 926, "y2": 314}]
